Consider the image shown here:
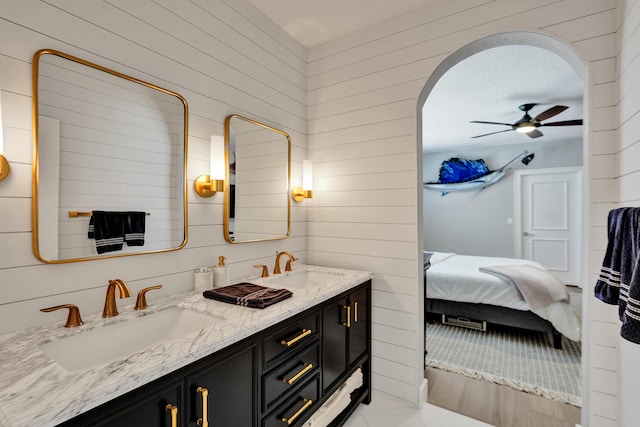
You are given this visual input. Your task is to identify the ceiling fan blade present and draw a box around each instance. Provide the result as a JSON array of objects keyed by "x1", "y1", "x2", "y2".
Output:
[
  {"x1": 539, "y1": 119, "x2": 583, "y2": 127},
  {"x1": 471, "y1": 129, "x2": 514, "y2": 139},
  {"x1": 469, "y1": 120, "x2": 513, "y2": 126},
  {"x1": 532, "y1": 105, "x2": 568, "y2": 122},
  {"x1": 527, "y1": 129, "x2": 544, "y2": 139}
]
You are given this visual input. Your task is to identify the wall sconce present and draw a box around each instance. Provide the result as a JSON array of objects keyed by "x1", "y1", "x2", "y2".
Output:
[
  {"x1": 194, "y1": 135, "x2": 225, "y2": 197},
  {"x1": 0, "y1": 83, "x2": 9, "y2": 182},
  {"x1": 292, "y1": 160, "x2": 313, "y2": 203}
]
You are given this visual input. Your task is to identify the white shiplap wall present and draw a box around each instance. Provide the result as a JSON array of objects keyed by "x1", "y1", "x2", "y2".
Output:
[
  {"x1": 0, "y1": 0, "x2": 308, "y2": 336},
  {"x1": 616, "y1": 2, "x2": 640, "y2": 426},
  {"x1": 306, "y1": 0, "x2": 619, "y2": 425}
]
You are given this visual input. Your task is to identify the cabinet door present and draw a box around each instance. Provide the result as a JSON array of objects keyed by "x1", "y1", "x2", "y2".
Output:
[
  {"x1": 322, "y1": 297, "x2": 348, "y2": 391},
  {"x1": 186, "y1": 344, "x2": 257, "y2": 427},
  {"x1": 348, "y1": 286, "x2": 368, "y2": 365},
  {"x1": 89, "y1": 381, "x2": 183, "y2": 427}
]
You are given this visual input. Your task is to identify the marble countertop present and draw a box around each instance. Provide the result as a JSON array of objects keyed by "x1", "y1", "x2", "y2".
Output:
[{"x1": 0, "y1": 265, "x2": 372, "y2": 427}]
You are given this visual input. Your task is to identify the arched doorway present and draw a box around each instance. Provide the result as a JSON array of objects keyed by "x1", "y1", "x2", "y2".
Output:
[{"x1": 417, "y1": 31, "x2": 588, "y2": 423}]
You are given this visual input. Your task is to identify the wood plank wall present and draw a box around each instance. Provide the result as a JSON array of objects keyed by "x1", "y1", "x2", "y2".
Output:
[
  {"x1": 616, "y1": 2, "x2": 640, "y2": 426},
  {"x1": 0, "y1": 0, "x2": 308, "y2": 335},
  {"x1": 305, "y1": 0, "x2": 619, "y2": 424},
  {"x1": 0, "y1": 0, "x2": 633, "y2": 425}
]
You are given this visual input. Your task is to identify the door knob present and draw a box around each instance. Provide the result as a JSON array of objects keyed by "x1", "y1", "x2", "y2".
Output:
[{"x1": 523, "y1": 231, "x2": 531, "y2": 236}]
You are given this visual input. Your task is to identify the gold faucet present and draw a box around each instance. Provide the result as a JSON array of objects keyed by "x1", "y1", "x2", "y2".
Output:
[
  {"x1": 102, "y1": 279, "x2": 132, "y2": 318},
  {"x1": 274, "y1": 251, "x2": 296, "y2": 275}
]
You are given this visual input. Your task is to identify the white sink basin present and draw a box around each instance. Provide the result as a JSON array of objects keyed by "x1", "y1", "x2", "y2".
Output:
[
  {"x1": 39, "y1": 307, "x2": 220, "y2": 372},
  {"x1": 266, "y1": 270, "x2": 346, "y2": 289}
]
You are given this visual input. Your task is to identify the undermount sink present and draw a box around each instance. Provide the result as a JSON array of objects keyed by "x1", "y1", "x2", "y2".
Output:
[
  {"x1": 266, "y1": 270, "x2": 346, "y2": 289},
  {"x1": 39, "y1": 307, "x2": 220, "y2": 373}
]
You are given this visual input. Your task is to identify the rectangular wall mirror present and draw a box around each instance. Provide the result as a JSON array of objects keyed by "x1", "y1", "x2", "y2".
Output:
[
  {"x1": 224, "y1": 114, "x2": 290, "y2": 243},
  {"x1": 32, "y1": 49, "x2": 188, "y2": 263}
]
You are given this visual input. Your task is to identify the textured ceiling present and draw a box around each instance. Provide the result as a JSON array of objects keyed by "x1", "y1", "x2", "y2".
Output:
[
  {"x1": 422, "y1": 45, "x2": 584, "y2": 153},
  {"x1": 247, "y1": 0, "x2": 434, "y2": 47}
]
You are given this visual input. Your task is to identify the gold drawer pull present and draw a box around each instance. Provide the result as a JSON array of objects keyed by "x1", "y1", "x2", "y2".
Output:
[
  {"x1": 281, "y1": 398, "x2": 313, "y2": 425},
  {"x1": 166, "y1": 404, "x2": 178, "y2": 427},
  {"x1": 196, "y1": 386, "x2": 209, "y2": 427},
  {"x1": 281, "y1": 328, "x2": 311, "y2": 347},
  {"x1": 354, "y1": 301, "x2": 359, "y2": 323},
  {"x1": 342, "y1": 305, "x2": 351, "y2": 328},
  {"x1": 283, "y1": 363, "x2": 313, "y2": 385}
]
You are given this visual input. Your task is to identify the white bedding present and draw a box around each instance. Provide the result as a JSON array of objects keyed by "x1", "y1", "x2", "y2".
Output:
[{"x1": 426, "y1": 252, "x2": 581, "y2": 341}]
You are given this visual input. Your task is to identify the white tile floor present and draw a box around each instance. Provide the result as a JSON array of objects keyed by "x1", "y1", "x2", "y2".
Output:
[{"x1": 342, "y1": 391, "x2": 494, "y2": 427}]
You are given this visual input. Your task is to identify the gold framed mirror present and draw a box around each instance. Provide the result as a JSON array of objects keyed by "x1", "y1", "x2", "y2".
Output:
[
  {"x1": 224, "y1": 114, "x2": 291, "y2": 243},
  {"x1": 32, "y1": 49, "x2": 189, "y2": 263}
]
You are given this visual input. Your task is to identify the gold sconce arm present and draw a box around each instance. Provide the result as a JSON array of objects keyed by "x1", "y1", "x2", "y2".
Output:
[
  {"x1": 194, "y1": 175, "x2": 224, "y2": 198},
  {"x1": 134, "y1": 284, "x2": 163, "y2": 310},
  {"x1": 40, "y1": 304, "x2": 84, "y2": 328},
  {"x1": 292, "y1": 187, "x2": 312, "y2": 203},
  {"x1": 0, "y1": 154, "x2": 9, "y2": 182}
]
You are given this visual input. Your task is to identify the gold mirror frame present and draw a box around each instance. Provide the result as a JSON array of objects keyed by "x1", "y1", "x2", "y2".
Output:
[
  {"x1": 223, "y1": 114, "x2": 291, "y2": 243},
  {"x1": 32, "y1": 49, "x2": 189, "y2": 263}
]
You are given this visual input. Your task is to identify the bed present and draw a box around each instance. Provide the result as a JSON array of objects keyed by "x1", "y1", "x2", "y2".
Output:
[{"x1": 424, "y1": 252, "x2": 581, "y2": 349}]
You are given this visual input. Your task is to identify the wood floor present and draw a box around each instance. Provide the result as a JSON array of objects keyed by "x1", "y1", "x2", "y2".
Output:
[{"x1": 425, "y1": 367, "x2": 581, "y2": 427}]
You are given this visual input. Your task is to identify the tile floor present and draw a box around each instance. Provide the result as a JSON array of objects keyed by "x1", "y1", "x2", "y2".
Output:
[{"x1": 342, "y1": 391, "x2": 494, "y2": 427}]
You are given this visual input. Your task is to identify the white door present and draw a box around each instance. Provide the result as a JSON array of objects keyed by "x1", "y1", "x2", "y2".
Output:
[{"x1": 515, "y1": 167, "x2": 582, "y2": 286}]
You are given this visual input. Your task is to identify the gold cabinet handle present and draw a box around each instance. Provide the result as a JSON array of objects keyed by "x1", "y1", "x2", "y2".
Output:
[
  {"x1": 282, "y1": 363, "x2": 313, "y2": 385},
  {"x1": 166, "y1": 404, "x2": 178, "y2": 427},
  {"x1": 342, "y1": 305, "x2": 351, "y2": 328},
  {"x1": 353, "y1": 301, "x2": 359, "y2": 323},
  {"x1": 281, "y1": 398, "x2": 313, "y2": 425},
  {"x1": 280, "y1": 328, "x2": 311, "y2": 347},
  {"x1": 196, "y1": 386, "x2": 209, "y2": 427}
]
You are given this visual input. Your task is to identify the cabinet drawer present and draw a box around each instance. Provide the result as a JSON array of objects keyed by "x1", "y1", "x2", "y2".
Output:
[
  {"x1": 262, "y1": 312, "x2": 319, "y2": 367},
  {"x1": 263, "y1": 343, "x2": 319, "y2": 411},
  {"x1": 263, "y1": 375, "x2": 320, "y2": 427}
]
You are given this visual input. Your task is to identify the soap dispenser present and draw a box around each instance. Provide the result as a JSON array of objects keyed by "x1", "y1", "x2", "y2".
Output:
[{"x1": 212, "y1": 256, "x2": 230, "y2": 288}]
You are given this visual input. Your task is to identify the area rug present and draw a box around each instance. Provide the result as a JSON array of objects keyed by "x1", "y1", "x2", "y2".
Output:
[{"x1": 425, "y1": 291, "x2": 582, "y2": 406}]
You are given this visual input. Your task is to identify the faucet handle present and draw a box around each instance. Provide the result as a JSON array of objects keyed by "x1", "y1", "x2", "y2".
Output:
[
  {"x1": 284, "y1": 258, "x2": 296, "y2": 272},
  {"x1": 40, "y1": 304, "x2": 84, "y2": 328},
  {"x1": 254, "y1": 265, "x2": 270, "y2": 278},
  {"x1": 134, "y1": 285, "x2": 163, "y2": 310}
]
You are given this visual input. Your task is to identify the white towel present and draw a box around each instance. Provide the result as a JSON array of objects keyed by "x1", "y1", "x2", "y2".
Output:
[{"x1": 303, "y1": 368, "x2": 363, "y2": 427}]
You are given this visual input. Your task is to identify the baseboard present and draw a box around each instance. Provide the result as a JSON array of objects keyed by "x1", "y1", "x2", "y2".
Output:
[{"x1": 418, "y1": 378, "x2": 428, "y2": 407}]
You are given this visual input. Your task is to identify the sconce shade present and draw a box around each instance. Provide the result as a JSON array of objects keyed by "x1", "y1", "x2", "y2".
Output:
[
  {"x1": 210, "y1": 135, "x2": 225, "y2": 180},
  {"x1": 292, "y1": 160, "x2": 313, "y2": 203},
  {"x1": 194, "y1": 135, "x2": 225, "y2": 197}
]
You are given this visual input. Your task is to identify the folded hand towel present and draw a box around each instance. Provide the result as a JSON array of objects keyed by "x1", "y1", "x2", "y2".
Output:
[
  {"x1": 124, "y1": 211, "x2": 146, "y2": 246},
  {"x1": 203, "y1": 283, "x2": 292, "y2": 309},
  {"x1": 91, "y1": 211, "x2": 124, "y2": 254}
]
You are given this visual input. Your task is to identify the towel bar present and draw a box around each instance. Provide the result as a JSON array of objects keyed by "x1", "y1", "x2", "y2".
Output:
[{"x1": 68, "y1": 211, "x2": 151, "y2": 217}]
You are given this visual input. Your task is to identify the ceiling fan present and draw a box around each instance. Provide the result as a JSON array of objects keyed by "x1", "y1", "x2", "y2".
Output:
[{"x1": 470, "y1": 103, "x2": 583, "y2": 139}]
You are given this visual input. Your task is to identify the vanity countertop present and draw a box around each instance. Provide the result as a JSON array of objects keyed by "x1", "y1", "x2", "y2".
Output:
[{"x1": 0, "y1": 265, "x2": 372, "y2": 427}]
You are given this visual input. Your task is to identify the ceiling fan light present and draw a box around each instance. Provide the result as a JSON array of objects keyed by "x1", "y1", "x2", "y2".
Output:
[{"x1": 515, "y1": 124, "x2": 536, "y2": 134}]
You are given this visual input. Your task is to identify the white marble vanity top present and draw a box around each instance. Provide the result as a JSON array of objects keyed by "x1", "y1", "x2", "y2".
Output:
[{"x1": 0, "y1": 265, "x2": 372, "y2": 427}]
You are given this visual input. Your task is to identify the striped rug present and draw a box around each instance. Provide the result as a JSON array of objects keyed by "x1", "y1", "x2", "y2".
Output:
[{"x1": 425, "y1": 293, "x2": 582, "y2": 406}]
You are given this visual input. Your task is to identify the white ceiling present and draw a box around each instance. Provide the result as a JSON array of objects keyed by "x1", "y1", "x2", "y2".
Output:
[
  {"x1": 246, "y1": 3, "x2": 584, "y2": 154},
  {"x1": 422, "y1": 45, "x2": 583, "y2": 153},
  {"x1": 247, "y1": 0, "x2": 434, "y2": 47}
]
